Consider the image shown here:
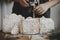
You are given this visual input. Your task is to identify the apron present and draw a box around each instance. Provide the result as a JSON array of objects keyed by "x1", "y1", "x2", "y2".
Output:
[{"x1": 12, "y1": 0, "x2": 50, "y2": 18}]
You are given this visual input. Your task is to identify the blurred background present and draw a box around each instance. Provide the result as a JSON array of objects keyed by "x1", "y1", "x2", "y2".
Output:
[{"x1": 0, "y1": 0, "x2": 1, "y2": 30}]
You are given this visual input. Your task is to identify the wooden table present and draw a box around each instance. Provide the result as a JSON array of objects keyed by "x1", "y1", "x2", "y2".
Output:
[
  {"x1": 0, "y1": 31, "x2": 31, "y2": 40},
  {"x1": 0, "y1": 31, "x2": 50, "y2": 40}
]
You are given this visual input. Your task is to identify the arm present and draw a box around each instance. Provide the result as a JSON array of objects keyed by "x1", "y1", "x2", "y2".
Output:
[
  {"x1": 44, "y1": 0, "x2": 60, "y2": 8},
  {"x1": 34, "y1": 0, "x2": 60, "y2": 15}
]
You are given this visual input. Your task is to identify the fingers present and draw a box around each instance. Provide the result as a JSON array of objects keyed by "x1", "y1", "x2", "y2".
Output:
[
  {"x1": 34, "y1": 6, "x2": 40, "y2": 11},
  {"x1": 24, "y1": 0, "x2": 28, "y2": 5},
  {"x1": 19, "y1": 0, "x2": 29, "y2": 7},
  {"x1": 26, "y1": 0, "x2": 29, "y2": 2},
  {"x1": 34, "y1": 6, "x2": 44, "y2": 15},
  {"x1": 41, "y1": 10, "x2": 47, "y2": 15},
  {"x1": 23, "y1": 0, "x2": 29, "y2": 7},
  {"x1": 38, "y1": 9, "x2": 44, "y2": 14}
]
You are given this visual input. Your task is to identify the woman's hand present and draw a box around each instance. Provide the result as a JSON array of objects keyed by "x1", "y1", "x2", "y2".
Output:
[
  {"x1": 34, "y1": 0, "x2": 60, "y2": 15},
  {"x1": 19, "y1": 0, "x2": 29, "y2": 7},
  {"x1": 34, "y1": 4, "x2": 50, "y2": 15}
]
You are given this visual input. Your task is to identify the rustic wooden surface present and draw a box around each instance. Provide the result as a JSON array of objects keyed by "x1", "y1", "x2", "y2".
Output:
[
  {"x1": 0, "y1": 31, "x2": 50, "y2": 40},
  {"x1": 0, "y1": 31, "x2": 31, "y2": 40}
]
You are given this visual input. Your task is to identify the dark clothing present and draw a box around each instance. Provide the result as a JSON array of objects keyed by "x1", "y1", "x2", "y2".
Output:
[{"x1": 12, "y1": 0, "x2": 50, "y2": 18}]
